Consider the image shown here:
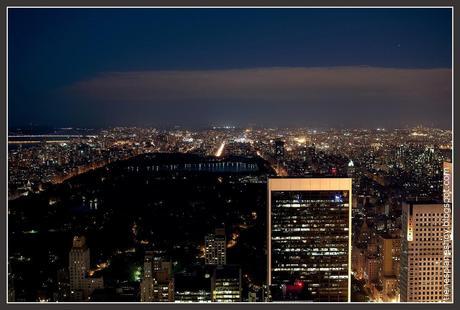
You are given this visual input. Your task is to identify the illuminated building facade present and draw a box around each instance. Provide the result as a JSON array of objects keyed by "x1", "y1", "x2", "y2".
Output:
[
  {"x1": 400, "y1": 202, "x2": 452, "y2": 302},
  {"x1": 211, "y1": 265, "x2": 242, "y2": 302},
  {"x1": 268, "y1": 178, "x2": 352, "y2": 302},
  {"x1": 205, "y1": 228, "x2": 226, "y2": 265},
  {"x1": 69, "y1": 236, "x2": 91, "y2": 301},
  {"x1": 68, "y1": 236, "x2": 103, "y2": 301}
]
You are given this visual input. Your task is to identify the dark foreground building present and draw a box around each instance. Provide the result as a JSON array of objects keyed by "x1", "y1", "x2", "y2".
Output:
[
  {"x1": 211, "y1": 265, "x2": 242, "y2": 302},
  {"x1": 174, "y1": 267, "x2": 212, "y2": 302}
]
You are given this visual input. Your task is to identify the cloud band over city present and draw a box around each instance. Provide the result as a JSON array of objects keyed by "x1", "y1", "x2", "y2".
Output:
[
  {"x1": 64, "y1": 66, "x2": 451, "y2": 128},
  {"x1": 69, "y1": 66, "x2": 451, "y2": 103}
]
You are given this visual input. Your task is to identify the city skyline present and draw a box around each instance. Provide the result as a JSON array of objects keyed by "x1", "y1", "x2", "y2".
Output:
[
  {"x1": 7, "y1": 6, "x2": 453, "y2": 304},
  {"x1": 8, "y1": 8, "x2": 452, "y2": 129},
  {"x1": 7, "y1": 123, "x2": 453, "y2": 303}
]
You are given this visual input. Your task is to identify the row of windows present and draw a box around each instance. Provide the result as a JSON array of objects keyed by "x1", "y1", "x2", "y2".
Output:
[
  {"x1": 415, "y1": 228, "x2": 446, "y2": 231},
  {"x1": 409, "y1": 277, "x2": 443, "y2": 282},
  {"x1": 409, "y1": 267, "x2": 442, "y2": 271},
  {"x1": 410, "y1": 261, "x2": 442, "y2": 266},
  {"x1": 410, "y1": 291, "x2": 442, "y2": 295},
  {"x1": 409, "y1": 296, "x2": 443, "y2": 301},
  {"x1": 414, "y1": 213, "x2": 444, "y2": 217},
  {"x1": 409, "y1": 276, "x2": 444, "y2": 281},
  {"x1": 410, "y1": 257, "x2": 442, "y2": 261},
  {"x1": 415, "y1": 232, "x2": 445, "y2": 237},
  {"x1": 409, "y1": 253, "x2": 445, "y2": 256},
  {"x1": 409, "y1": 283, "x2": 443, "y2": 288}
]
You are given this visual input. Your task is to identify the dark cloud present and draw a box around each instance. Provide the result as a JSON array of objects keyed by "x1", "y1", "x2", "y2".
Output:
[
  {"x1": 67, "y1": 66, "x2": 451, "y2": 104},
  {"x1": 61, "y1": 66, "x2": 451, "y2": 128}
]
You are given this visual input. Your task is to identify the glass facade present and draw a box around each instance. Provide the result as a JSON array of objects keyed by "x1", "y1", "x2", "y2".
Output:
[{"x1": 270, "y1": 190, "x2": 350, "y2": 302}]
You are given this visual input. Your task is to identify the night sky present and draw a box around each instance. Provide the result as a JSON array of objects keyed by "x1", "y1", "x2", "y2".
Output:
[{"x1": 8, "y1": 8, "x2": 452, "y2": 129}]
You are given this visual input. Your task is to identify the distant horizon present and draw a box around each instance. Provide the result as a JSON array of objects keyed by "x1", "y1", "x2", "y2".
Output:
[{"x1": 7, "y1": 123, "x2": 453, "y2": 131}]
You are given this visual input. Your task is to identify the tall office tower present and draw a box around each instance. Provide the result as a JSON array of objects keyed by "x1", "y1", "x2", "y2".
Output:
[
  {"x1": 268, "y1": 178, "x2": 352, "y2": 302},
  {"x1": 69, "y1": 236, "x2": 90, "y2": 301},
  {"x1": 68, "y1": 236, "x2": 103, "y2": 301},
  {"x1": 211, "y1": 265, "x2": 242, "y2": 302},
  {"x1": 205, "y1": 228, "x2": 226, "y2": 265},
  {"x1": 400, "y1": 202, "x2": 452, "y2": 302},
  {"x1": 140, "y1": 252, "x2": 155, "y2": 302},
  {"x1": 274, "y1": 140, "x2": 285, "y2": 161}
]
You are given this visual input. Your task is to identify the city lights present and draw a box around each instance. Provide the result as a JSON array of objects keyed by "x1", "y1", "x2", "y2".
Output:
[{"x1": 6, "y1": 6, "x2": 453, "y2": 305}]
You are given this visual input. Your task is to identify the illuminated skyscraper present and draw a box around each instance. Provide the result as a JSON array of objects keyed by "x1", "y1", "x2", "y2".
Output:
[
  {"x1": 400, "y1": 201, "x2": 452, "y2": 302},
  {"x1": 68, "y1": 236, "x2": 103, "y2": 301},
  {"x1": 69, "y1": 236, "x2": 90, "y2": 301},
  {"x1": 268, "y1": 178, "x2": 352, "y2": 302},
  {"x1": 205, "y1": 228, "x2": 226, "y2": 265},
  {"x1": 140, "y1": 253, "x2": 155, "y2": 302}
]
